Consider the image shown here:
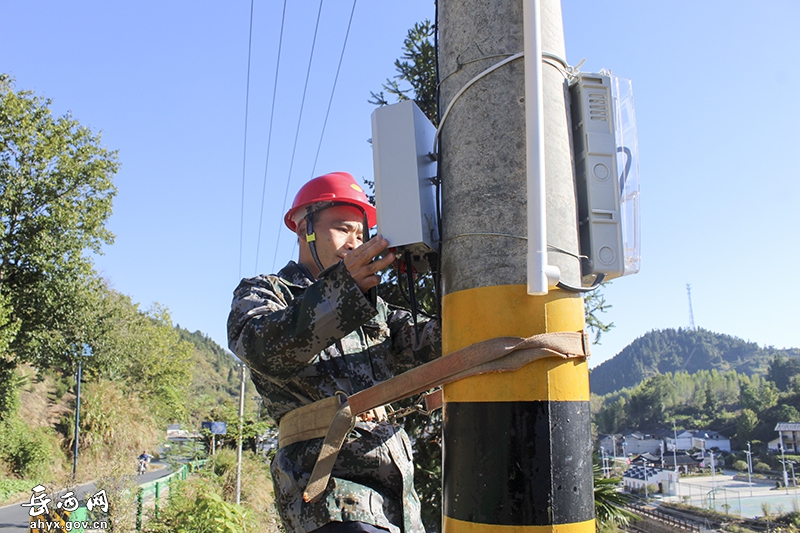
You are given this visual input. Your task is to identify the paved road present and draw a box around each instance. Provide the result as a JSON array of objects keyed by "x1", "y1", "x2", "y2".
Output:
[{"x1": 0, "y1": 462, "x2": 174, "y2": 532}]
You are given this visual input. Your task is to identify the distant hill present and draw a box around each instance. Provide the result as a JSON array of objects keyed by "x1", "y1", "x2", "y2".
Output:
[
  {"x1": 176, "y1": 326, "x2": 254, "y2": 423},
  {"x1": 590, "y1": 328, "x2": 800, "y2": 396}
]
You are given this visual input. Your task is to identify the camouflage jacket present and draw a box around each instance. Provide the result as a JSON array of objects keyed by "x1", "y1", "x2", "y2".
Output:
[{"x1": 228, "y1": 260, "x2": 440, "y2": 533}]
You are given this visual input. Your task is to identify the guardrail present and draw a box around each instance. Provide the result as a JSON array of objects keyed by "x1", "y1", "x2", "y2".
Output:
[
  {"x1": 135, "y1": 459, "x2": 207, "y2": 530},
  {"x1": 627, "y1": 502, "x2": 701, "y2": 532}
]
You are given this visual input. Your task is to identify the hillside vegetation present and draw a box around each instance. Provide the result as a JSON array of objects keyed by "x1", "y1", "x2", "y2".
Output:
[
  {"x1": 590, "y1": 327, "x2": 799, "y2": 395},
  {"x1": 591, "y1": 328, "x2": 800, "y2": 451},
  {"x1": 0, "y1": 75, "x2": 266, "y2": 490}
]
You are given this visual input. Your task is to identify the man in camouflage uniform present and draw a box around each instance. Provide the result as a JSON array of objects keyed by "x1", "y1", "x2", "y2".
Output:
[{"x1": 228, "y1": 172, "x2": 439, "y2": 533}]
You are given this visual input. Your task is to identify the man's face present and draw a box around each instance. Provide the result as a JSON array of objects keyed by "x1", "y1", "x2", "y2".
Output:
[{"x1": 300, "y1": 204, "x2": 364, "y2": 273}]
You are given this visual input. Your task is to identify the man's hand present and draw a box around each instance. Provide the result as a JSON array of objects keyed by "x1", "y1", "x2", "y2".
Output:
[{"x1": 343, "y1": 236, "x2": 394, "y2": 293}]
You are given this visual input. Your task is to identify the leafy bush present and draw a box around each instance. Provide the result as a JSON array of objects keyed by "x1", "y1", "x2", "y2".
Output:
[
  {"x1": 755, "y1": 461, "x2": 771, "y2": 473},
  {"x1": 0, "y1": 417, "x2": 61, "y2": 479},
  {"x1": 0, "y1": 478, "x2": 32, "y2": 503},
  {"x1": 143, "y1": 475, "x2": 258, "y2": 533},
  {"x1": 733, "y1": 460, "x2": 749, "y2": 471},
  {"x1": 143, "y1": 449, "x2": 282, "y2": 532}
]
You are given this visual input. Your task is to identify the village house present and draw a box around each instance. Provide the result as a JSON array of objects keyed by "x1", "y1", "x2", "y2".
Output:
[
  {"x1": 769, "y1": 422, "x2": 800, "y2": 452},
  {"x1": 666, "y1": 429, "x2": 731, "y2": 452}
]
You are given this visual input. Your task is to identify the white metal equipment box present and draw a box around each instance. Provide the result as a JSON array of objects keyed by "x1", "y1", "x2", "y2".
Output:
[{"x1": 371, "y1": 100, "x2": 439, "y2": 267}]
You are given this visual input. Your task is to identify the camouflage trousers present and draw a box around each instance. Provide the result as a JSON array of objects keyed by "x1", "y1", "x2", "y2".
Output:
[{"x1": 271, "y1": 420, "x2": 424, "y2": 533}]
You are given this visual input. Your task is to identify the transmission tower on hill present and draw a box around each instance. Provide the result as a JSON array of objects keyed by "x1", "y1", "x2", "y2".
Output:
[{"x1": 687, "y1": 283, "x2": 696, "y2": 330}]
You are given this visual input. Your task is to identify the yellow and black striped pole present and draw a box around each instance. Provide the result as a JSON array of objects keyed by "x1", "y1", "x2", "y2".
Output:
[
  {"x1": 438, "y1": 0, "x2": 595, "y2": 531},
  {"x1": 441, "y1": 288, "x2": 592, "y2": 532}
]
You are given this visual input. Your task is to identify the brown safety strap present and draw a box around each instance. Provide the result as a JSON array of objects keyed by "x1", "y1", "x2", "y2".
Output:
[{"x1": 301, "y1": 330, "x2": 590, "y2": 503}]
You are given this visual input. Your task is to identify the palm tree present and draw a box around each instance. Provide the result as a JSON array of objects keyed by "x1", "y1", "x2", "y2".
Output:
[{"x1": 594, "y1": 463, "x2": 637, "y2": 530}]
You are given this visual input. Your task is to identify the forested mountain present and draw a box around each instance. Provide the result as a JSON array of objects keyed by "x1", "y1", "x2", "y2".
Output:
[
  {"x1": 176, "y1": 326, "x2": 244, "y2": 420},
  {"x1": 590, "y1": 328, "x2": 800, "y2": 396}
]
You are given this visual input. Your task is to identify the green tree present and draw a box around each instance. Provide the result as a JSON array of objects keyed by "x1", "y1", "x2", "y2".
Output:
[
  {"x1": 596, "y1": 396, "x2": 628, "y2": 434},
  {"x1": 759, "y1": 381, "x2": 780, "y2": 411},
  {"x1": 769, "y1": 355, "x2": 800, "y2": 392},
  {"x1": 741, "y1": 380, "x2": 779, "y2": 412},
  {"x1": 627, "y1": 374, "x2": 675, "y2": 428},
  {"x1": 593, "y1": 463, "x2": 635, "y2": 529},
  {"x1": 776, "y1": 404, "x2": 800, "y2": 424},
  {"x1": 88, "y1": 287, "x2": 194, "y2": 424},
  {"x1": 0, "y1": 74, "x2": 118, "y2": 368},
  {"x1": 585, "y1": 286, "x2": 614, "y2": 344},
  {"x1": 369, "y1": 20, "x2": 437, "y2": 124},
  {"x1": 703, "y1": 381, "x2": 719, "y2": 412},
  {"x1": 736, "y1": 408, "x2": 759, "y2": 444}
]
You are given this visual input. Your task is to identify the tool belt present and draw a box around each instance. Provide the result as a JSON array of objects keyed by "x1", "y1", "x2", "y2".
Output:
[
  {"x1": 278, "y1": 398, "x2": 388, "y2": 448},
  {"x1": 278, "y1": 330, "x2": 591, "y2": 504}
]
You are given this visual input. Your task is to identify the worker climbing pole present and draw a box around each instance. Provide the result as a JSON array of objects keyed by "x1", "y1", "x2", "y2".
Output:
[{"x1": 438, "y1": 0, "x2": 594, "y2": 531}]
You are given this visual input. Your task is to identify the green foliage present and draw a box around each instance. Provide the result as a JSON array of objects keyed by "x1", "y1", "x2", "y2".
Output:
[
  {"x1": 0, "y1": 478, "x2": 30, "y2": 501},
  {"x1": 369, "y1": 20, "x2": 438, "y2": 124},
  {"x1": 88, "y1": 288, "x2": 194, "y2": 424},
  {"x1": 0, "y1": 357, "x2": 24, "y2": 419},
  {"x1": 0, "y1": 291, "x2": 20, "y2": 358},
  {"x1": 144, "y1": 476, "x2": 256, "y2": 533},
  {"x1": 777, "y1": 404, "x2": 800, "y2": 424},
  {"x1": 736, "y1": 409, "x2": 759, "y2": 444},
  {"x1": 585, "y1": 285, "x2": 614, "y2": 344},
  {"x1": 627, "y1": 374, "x2": 674, "y2": 428},
  {"x1": 0, "y1": 363, "x2": 63, "y2": 479},
  {"x1": 66, "y1": 378, "x2": 159, "y2": 465},
  {"x1": 733, "y1": 459, "x2": 749, "y2": 471},
  {"x1": 754, "y1": 461, "x2": 771, "y2": 473},
  {"x1": 593, "y1": 463, "x2": 635, "y2": 527},
  {"x1": 770, "y1": 355, "x2": 800, "y2": 392},
  {"x1": 593, "y1": 364, "x2": 780, "y2": 436},
  {"x1": 590, "y1": 327, "x2": 798, "y2": 396},
  {"x1": 144, "y1": 450, "x2": 280, "y2": 533},
  {"x1": 0, "y1": 74, "x2": 118, "y2": 369},
  {"x1": 0, "y1": 415, "x2": 62, "y2": 479},
  {"x1": 176, "y1": 327, "x2": 251, "y2": 425}
]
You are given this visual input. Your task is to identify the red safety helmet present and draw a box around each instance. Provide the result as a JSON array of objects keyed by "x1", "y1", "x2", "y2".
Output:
[{"x1": 284, "y1": 172, "x2": 377, "y2": 231}]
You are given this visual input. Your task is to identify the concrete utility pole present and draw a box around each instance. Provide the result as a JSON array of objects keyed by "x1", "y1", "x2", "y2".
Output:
[
  {"x1": 235, "y1": 363, "x2": 246, "y2": 504},
  {"x1": 438, "y1": 0, "x2": 593, "y2": 531}
]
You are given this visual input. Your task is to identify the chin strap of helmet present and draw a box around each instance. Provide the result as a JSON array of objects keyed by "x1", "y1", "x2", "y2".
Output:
[
  {"x1": 305, "y1": 206, "x2": 377, "y2": 308},
  {"x1": 305, "y1": 214, "x2": 326, "y2": 273},
  {"x1": 363, "y1": 210, "x2": 377, "y2": 307}
]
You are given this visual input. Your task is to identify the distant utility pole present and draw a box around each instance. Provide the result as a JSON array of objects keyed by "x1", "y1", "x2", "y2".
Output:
[
  {"x1": 235, "y1": 363, "x2": 246, "y2": 504},
  {"x1": 439, "y1": 0, "x2": 593, "y2": 531},
  {"x1": 687, "y1": 283, "x2": 696, "y2": 330}
]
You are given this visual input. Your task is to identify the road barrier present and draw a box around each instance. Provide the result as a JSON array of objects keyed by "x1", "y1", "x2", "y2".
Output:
[{"x1": 135, "y1": 459, "x2": 207, "y2": 530}]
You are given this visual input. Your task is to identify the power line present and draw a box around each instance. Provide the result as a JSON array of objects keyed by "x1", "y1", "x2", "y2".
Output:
[
  {"x1": 270, "y1": 0, "x2": 325, "y2": 273},
  {"x1": 253, "y1": 0, "x2": 289, "y2": 275},
  {"x1": 237, "y1": 0, "x2": 255, "y2": 280},
  {"x1": 310, "y1": 0, "x2": 358, "y2": 177}
]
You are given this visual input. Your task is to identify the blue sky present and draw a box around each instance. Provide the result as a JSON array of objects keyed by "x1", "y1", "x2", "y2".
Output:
[{"x1": 2, "y1": 1, "x2": 798, "y2": 369}]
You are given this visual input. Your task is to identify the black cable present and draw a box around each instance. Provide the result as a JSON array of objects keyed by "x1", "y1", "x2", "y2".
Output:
[
  {"x1": 254, "y1": 0, "x2": 287, "y2": 274},
  {"x1": 556, "y1": 273, "x2": 606, "y2": 293},
  {"x1": 364, "y1": 211, "x2": 377, "y2": 307},
  {"x1": 432, "y1": 0, "x2": 443, "y2": 321},
  {"x1": 404, "y1": 251, "x2": 420, "y2": 345},
  {"x1": 617, "y1": 145, "x2": 632, "y2": 196},
  {"x1": 237, "y1": 0, "x2": 255, "y2": 279},
  {"x1": 270, "y1": 0, "x2": 324, "y2": 273},
  {"x1": 311, "y1": 0, "x2": 358, "y2": 177},
  {"x1": 396, "y1": 253, "x2": 436, "y2": 320}
]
